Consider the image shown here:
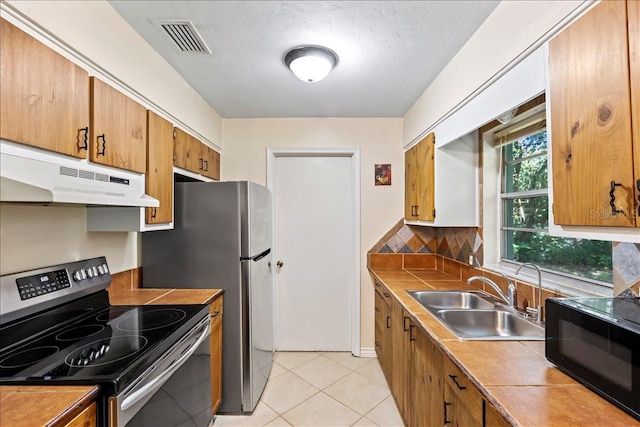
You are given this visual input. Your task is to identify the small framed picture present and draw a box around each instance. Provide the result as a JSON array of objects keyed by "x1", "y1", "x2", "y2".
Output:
[{"x1": 375, "y1": 164, "x2": 391, "y2": 186}]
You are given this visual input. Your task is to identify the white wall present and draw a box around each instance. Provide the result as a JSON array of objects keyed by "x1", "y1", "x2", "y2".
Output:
[
  {"x1": 0, "y1": 205, "x2": 138, "y2": 275},
  {"x1": 0, "y1": 1, "x2": 222, "y2": 275},
  {"x1": 403, "y1": 0, "x2": 589, "y2": 146},
  {"x1": 222, "y1": 118, "x2": 404, "y2": 350}
]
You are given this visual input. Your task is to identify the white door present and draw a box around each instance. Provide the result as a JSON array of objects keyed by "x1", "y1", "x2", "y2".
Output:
[{"x1": 272, "y1": 153, "x2": 355, "y2": 351}]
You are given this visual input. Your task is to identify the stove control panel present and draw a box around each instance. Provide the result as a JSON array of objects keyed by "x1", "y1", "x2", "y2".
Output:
[
  {"x1": 16, "y1": 269, "x2": 71, "y2": 300},
  {"x1": 0, "y1": 257, "x2": 112, "y2": 325}
]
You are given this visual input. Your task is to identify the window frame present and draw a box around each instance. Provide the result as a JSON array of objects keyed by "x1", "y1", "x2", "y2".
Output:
[{"x1": 494, "y1": 127, "x2": 614, "y2": 294}]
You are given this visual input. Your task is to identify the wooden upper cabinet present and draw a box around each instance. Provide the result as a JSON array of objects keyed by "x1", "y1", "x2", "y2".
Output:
[
  {"x1": 173, "y1": 127, "x2": 220, "y2": 180},
  {"x1": 404, "y1": 132, "x2": 435, "y2": 221},
  {"x1": 549, "y1": 1, "x2": 638, "y2": 227},
  {"x1": 0, "y1": 18, "x2": 89, "y2": 158},
  {"x1": 202, "y1": 145, "x2": 221, "y2": 180},
  {"x1": 405, "y1": 144, "x2": 419, "y2": 219},
  {"x1": 146, "y1": 111, "x2": 173, "y2": 224},
  {"x1": 173, "y1": 127, "x2": 200, "y2": 172},
  {"x1": 90, "y1": 77, "x2": 146, "y2": 173}
]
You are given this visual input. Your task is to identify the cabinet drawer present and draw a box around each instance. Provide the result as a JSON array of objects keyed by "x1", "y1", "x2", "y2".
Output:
[
  {"x1": 373, "y1": 281, "x2": 392, "y2": 307},
  {"x1": 444, "y1": 356, "x2": 483, "y2": 424}
]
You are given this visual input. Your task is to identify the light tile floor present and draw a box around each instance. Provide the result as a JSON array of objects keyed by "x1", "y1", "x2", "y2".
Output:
[{"x1": 212, "y1": 352, "x2": 404, "y2": 427}]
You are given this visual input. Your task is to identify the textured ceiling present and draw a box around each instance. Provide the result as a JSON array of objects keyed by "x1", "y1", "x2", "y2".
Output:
[{"x1": 108, "y1": 1, "x2": 499, "y2": 118}]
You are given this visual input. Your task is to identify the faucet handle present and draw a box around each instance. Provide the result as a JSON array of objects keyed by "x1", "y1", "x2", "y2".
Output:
[
  {"x1": 507, "y1": 285, "x2": 517, "y2": 308},
  {"x1": 525, "y1": 306, "x2": 539, "y2": 316}
]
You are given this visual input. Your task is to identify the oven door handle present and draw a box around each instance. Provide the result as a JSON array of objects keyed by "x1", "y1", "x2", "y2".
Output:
[{"x1": 120, "y1": 321, "x2": 210, "y2": 411}]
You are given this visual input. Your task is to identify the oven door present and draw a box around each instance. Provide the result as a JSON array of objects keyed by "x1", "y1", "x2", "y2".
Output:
[{"x1": 109, "y1": 315, "x2": 212, "y2": 427}]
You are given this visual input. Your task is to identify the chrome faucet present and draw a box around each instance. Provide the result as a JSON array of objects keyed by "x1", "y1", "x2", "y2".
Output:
[
  {"x1": 515, "y1": 263, "x2": 543, "y2": 324},
  {"x1": 467, "y1": 274, "x2": 516, "y2": 308}
]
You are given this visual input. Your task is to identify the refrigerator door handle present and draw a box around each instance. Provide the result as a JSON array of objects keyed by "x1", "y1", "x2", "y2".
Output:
[{"x1": 240, "y1": 248, "x2": 271, "y2": 262}]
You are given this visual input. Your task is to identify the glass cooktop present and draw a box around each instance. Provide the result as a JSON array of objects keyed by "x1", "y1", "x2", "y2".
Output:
[{"x1": 0, "y1": 291, "x2": 208, "y2": 392}]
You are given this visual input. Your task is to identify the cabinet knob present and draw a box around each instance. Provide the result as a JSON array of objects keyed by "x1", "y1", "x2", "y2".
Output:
[{"x1": 276, "y1": 260, "x2": 284, "y2": 268}]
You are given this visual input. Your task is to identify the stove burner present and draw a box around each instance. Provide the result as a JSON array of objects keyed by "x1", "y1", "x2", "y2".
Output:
[
  {"x1": 116, "y1": 308, "x2": 187, "y2": 332},
  {"x1": 55, "y1": 325, "x2": 105, "y2": 342},
  {"x1": 0, "y1": 346, "x2": 60, "y2": 368},
  {"x1": 65, "y1": 335, "x2": 148, "y2": 367}
]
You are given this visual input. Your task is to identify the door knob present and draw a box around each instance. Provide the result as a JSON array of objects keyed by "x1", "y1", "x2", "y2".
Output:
[{"x1": 276, "y1": 260, "x2": 284, "y2": 268}]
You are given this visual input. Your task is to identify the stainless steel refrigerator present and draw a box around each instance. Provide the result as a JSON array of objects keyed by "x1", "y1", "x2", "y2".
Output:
[{"x1": 141, "y1": 181, "x2": 273, "y2": 414}]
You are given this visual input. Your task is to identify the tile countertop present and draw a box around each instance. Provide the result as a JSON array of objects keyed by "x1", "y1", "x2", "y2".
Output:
[
  {"x1": 0, "y1": 385, "x2": 99, "y2": 427},
  {"x1": 108, "y1": 288, "x2": 223, "y2": 306},
  {"x1": 369, "y1": 267, "x2": 639, "y2": 427}
]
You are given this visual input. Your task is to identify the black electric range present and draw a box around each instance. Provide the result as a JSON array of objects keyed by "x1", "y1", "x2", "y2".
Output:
[{"x1": 0, "y1": 257, "x2": 211, "y2": 426}]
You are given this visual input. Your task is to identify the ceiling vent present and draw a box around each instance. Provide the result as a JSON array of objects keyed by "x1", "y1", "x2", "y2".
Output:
[{"x1": 157, "y1": 20, "x2": 212, "y2": 54}]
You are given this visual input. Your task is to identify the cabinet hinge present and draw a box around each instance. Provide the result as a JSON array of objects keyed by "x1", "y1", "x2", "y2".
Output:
[
  {"x1": 173, "y1": 130, "x2": 177, "y2": 138},
  {"x1": 432, "y1": 208, "x2": 436, "y2": 218}
]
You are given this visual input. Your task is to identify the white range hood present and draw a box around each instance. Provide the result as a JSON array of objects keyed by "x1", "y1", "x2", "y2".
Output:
[{"x1": 0, "y1": 140, "x2": 159, "y2": 208}]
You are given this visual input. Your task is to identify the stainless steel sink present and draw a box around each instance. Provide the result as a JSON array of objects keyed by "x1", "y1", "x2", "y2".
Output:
[
  {"x1": 407, "y1": 290, "x2": 496, "y2": 310},
  {"x1": 437, "y1": 309, "x2": 545, "y2": 340},
  {"x1": 406, "y1": 290, "x2": 544, "y2": 341}
]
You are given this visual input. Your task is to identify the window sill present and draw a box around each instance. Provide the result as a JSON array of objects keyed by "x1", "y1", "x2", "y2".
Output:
[{"x1": 484, "y1": 263, "x2": 613, "y2": 298}]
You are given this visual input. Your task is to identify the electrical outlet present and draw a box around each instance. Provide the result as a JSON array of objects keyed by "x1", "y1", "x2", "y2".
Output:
[{"x1": 468, "y1": 253, "x2": 474, "y2": 266}]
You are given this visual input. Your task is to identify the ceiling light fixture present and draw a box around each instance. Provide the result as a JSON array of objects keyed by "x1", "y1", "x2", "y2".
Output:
[{"x1": 284, "y1": 46, "x2": 338, "y2": 83}]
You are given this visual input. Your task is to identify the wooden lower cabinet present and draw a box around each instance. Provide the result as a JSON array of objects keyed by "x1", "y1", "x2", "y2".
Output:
[
  {"x1": 485, "y1": 401, "x2": 511, "y2": 427},
  {"x1": 443, "y1": 356, "x2": 484, "y2": 426},
  {"x1": 374, "y1": 284, "x2": 512, "y2": 427},
  {"x1": 374, "y1": 282, "x2": 393, "y2": 384},
  {"x1": 209, "y1": 295, "x2": 223, "y2": 414},
  {"x1": 391, "y1": 300, "x2": 410, "y2": 421},
  {"x1": 64, "y1": 401, "x2": 96, "y2": 427}
]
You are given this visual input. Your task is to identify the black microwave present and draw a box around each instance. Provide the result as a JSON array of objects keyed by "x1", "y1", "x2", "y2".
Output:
[{"x1": 546, "y1": 297, "x2": 640, "y2": 421}]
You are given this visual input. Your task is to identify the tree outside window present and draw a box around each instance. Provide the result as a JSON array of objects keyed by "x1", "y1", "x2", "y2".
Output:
[{"x1": 501, "y1": 130, "x2": 613, "y2": 283}]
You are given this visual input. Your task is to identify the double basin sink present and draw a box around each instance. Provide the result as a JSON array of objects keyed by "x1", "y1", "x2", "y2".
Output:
[{"x1": 407, "y1": 290, "x2": 545, "y2": 340}]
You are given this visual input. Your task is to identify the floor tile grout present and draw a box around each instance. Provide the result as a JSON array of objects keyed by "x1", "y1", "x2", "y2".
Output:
[{"x1": 214, "y1": 351, "x2": 402, "y2": 427}]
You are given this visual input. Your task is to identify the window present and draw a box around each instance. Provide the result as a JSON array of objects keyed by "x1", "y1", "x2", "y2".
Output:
[{"x1": 500, "y1": 129, "x2": 613, "y2": 284}]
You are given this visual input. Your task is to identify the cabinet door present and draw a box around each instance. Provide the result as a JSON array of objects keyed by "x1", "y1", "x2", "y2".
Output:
[
  {"x1": 404, "y1": 132, "x2": 436, "y2": 221},
  {"x1": 405, "y1": 145, "x2": 419, "y2": 219},
  {"x1": 629, "y1": 0, "x2": 640, "y2": 226},
  {"x1": 549, "y1": 1, "x2": 635, "y2": 226},
  {"x1": 0, "y1": 18, "x2": 89, "y2": 159},
  {"x1": 200, "y1": 145, "x2": 221, "y2": 180},
  {"x1": 374, "y1": 290, "x2": 385, "y2": 361},
  {"x1": 173, "y1": 127, "x2": 201, "y2": 173},
  {"x1": 391, "y1": 301, "x2": 409, "y2": 422},
  {"x1": 416, "y1": 132, "x2": 435, "y2": 221},
  {"x1": 411, "y1": 327, "x2": 444, "y2": 427},
  {"x1": 210, "y1": 296, "x2": 223, "y2": 414},
  {"x1": 146, "y1": 111, "x2": 173, "y2": 224},
  {"x1": 90, "y1": 77, "x2": 146, "y2": 173}
]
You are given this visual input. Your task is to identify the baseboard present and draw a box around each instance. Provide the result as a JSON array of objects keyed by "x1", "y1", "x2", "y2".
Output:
[{"x1": 359, "y1": 347, "x2": 377, "y2": 358}]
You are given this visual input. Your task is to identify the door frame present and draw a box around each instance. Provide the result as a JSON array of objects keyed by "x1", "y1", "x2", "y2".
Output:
[{"x1": 266, "y1": 147, "x2": 361, "y2": 356}]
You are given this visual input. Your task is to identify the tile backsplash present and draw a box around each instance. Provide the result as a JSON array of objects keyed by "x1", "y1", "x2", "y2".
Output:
[
  {"x1": 371, "y1": 220, "x2": 640, "y2": 299},
  {"x1": 369, "y1": 219, "x2": 483, "y2": 265},
  {"x1": 613, "y1": 242, "x2": 640, "y2": 297}
]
